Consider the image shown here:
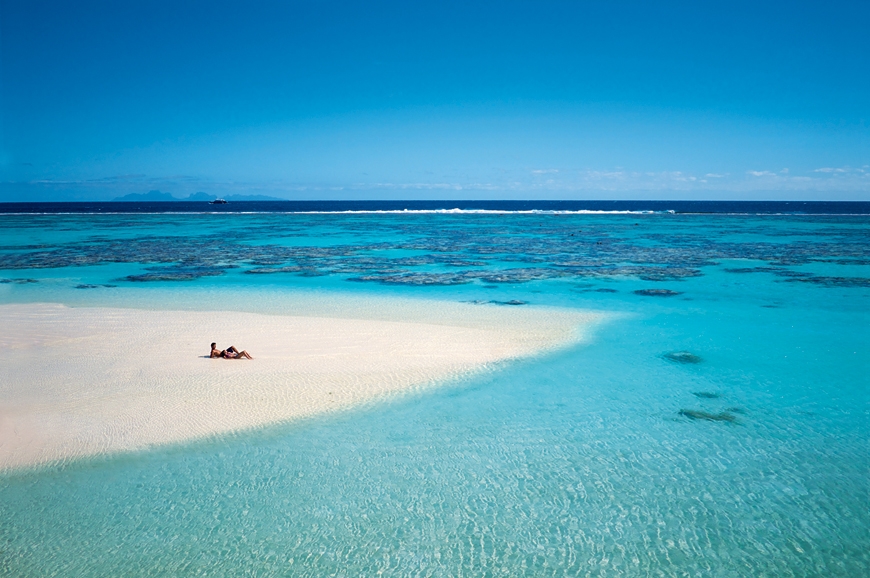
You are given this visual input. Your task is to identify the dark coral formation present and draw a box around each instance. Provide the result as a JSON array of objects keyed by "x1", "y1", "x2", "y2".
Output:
[
  {"x1": 724, "y1": 267, "x2": 870, "y2": 287},
  {"x1": 678, "y1": 409, "x2": 737, "y2": 422},
  {"x1": 634, "y1": 289, "x2": 682, "y2": 297},
  {"x1": 123, "y1": 266, "x2": 227, "y2": 282},
  {"x1": 783, "y1": 276, "x2": 870, "y2": 288},
  {"x1": 692, "y1": 392, "x2": 720, "y2": 399},
  {"x1": 663, "y1": 352, "x2": 703, "y2": 364}
]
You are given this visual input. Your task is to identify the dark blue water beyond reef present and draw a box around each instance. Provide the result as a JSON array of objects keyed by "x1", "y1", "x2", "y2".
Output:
[{"x1": 2, "y1": 199, "x2": 869, "y2": 214}]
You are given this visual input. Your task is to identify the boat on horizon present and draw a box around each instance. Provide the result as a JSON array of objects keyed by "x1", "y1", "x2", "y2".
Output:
[{"x1": 209, "y1": 198, "x2": 228, "y2": 204}]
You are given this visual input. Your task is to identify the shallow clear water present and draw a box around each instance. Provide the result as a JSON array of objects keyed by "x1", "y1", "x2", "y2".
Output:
[{"x1": 1, "y1": 208, "x2": 868, "y2": 576}]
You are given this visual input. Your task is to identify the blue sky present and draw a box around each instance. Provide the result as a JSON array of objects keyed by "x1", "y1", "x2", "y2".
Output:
[{"x1": 1, "y1": 0, "x2": 867, "y2": 201}]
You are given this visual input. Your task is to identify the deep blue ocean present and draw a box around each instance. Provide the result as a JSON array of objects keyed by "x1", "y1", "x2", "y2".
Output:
[
  {"x1": 0, "y1": 201, "x2": 867, "y2": 576},
  {"x1": 2, "y1": 199, "x2": 869, "y2": 214}
]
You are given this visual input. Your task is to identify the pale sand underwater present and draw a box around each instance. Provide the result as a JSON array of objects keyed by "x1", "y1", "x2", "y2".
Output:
[{"x1": 0, "y1": 301, "x2": 603, "y2": 470}]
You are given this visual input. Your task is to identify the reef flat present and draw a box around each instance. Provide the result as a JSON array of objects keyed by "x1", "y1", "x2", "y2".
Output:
[{"x1": 1, "y1": 213, "x2": 867, "y2": 289}]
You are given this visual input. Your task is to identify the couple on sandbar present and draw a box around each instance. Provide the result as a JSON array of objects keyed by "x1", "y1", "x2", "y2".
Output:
[{"x1": 210, "y1": 343, "x2": 253, "y2": 359}]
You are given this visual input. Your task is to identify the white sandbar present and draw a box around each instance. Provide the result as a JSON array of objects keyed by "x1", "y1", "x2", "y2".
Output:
[{"x1": 0, "y1": 301, "x2": 602, "y2": 470}]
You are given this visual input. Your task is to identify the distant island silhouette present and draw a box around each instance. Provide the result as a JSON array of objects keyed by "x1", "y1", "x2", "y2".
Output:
[{"x1": 113, "y1": 190, "x2": 282, "y2": 202}]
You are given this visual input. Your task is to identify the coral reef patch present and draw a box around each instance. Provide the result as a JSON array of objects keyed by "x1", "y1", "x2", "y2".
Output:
[
  {"x1": 634, "y1": 289, "x2": 682, "y2": 297},
  {"x1": 0, "y1": 213, "x2": 866, "y2": 290},
  {"x1": 663, "y1": 351, "x2": 703, "y2": 364},
  {"x1": 678, "y1": 409, "x2": 737, "y2": 423}
]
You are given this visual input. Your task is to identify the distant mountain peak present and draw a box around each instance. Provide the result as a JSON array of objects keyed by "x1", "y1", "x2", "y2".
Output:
[
  {"x1": 186, "y1": 192, "x2": 216, "y2": 201},
  {"x1": 112, "y1": 191, "x2": 284, "y2": 202},
  {"x1": 113, "y1": 190, "x2": 179, "y2": 202}
]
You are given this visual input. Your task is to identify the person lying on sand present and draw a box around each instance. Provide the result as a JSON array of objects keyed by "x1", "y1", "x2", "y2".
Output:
[{"x1": 210, "y1": 342, "x2": 253, "y2": 359}]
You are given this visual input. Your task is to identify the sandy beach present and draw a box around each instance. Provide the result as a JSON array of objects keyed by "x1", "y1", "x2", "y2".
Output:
[{"x1": 0, "y1": 301, "x2": 601, "y2": 470}]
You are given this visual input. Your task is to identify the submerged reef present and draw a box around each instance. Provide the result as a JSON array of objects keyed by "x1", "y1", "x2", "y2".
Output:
[
  {"x1": 123, "y1": 266, "x2": 228, "y2": 282},
  {"x1": 0, "y1": 213, "x2": 867, "y2": 290},
  {"x1": 663, "y1": 351, "x2": 703, "y2": 364},
  {"x1": 783, "y1": 276, "x2": 870, "y2": 288},
  {"x1": 692, "y1": 392, "x2": 720, "y2": 399},
  {"x1": 724, "y1": 267, "x2": 870, "y2": 288},
  {"x1": 634, "y1": 289, "x2": 683, "y2": 297},
  {"x1": 679, "y1": 409, "x2": 737, "y2": 423}
]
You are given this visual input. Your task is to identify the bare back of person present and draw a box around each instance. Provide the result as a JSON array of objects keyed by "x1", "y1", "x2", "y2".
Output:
[{"x1": 210, "y1": 343, "x2": 253, "y2": 359}]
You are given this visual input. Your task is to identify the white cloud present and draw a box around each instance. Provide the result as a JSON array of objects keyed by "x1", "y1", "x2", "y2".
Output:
[
  {"x1": 748, "y1": 170, "x2": 776, "y2": 177},
  {"x1": 814, "y1": 167, "x2": 847, "y2": 173},
  {"x1": 531, "y1": 169, "x2": 559, "y2": 174},
  {"x1": 583, "y1": 170, "x2": 626, "y2": 180},
  {"x1": 704, "y1": 173, "x2": 726, "y2": 178},
  {"x1": 357, "y1": 182, "x2": 502, "y2": 191}
]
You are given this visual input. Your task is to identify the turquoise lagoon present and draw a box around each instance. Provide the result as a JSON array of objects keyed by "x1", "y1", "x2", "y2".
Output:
[{"x1": 0, "y1": 207, "x2": 868, "y2": 576}]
